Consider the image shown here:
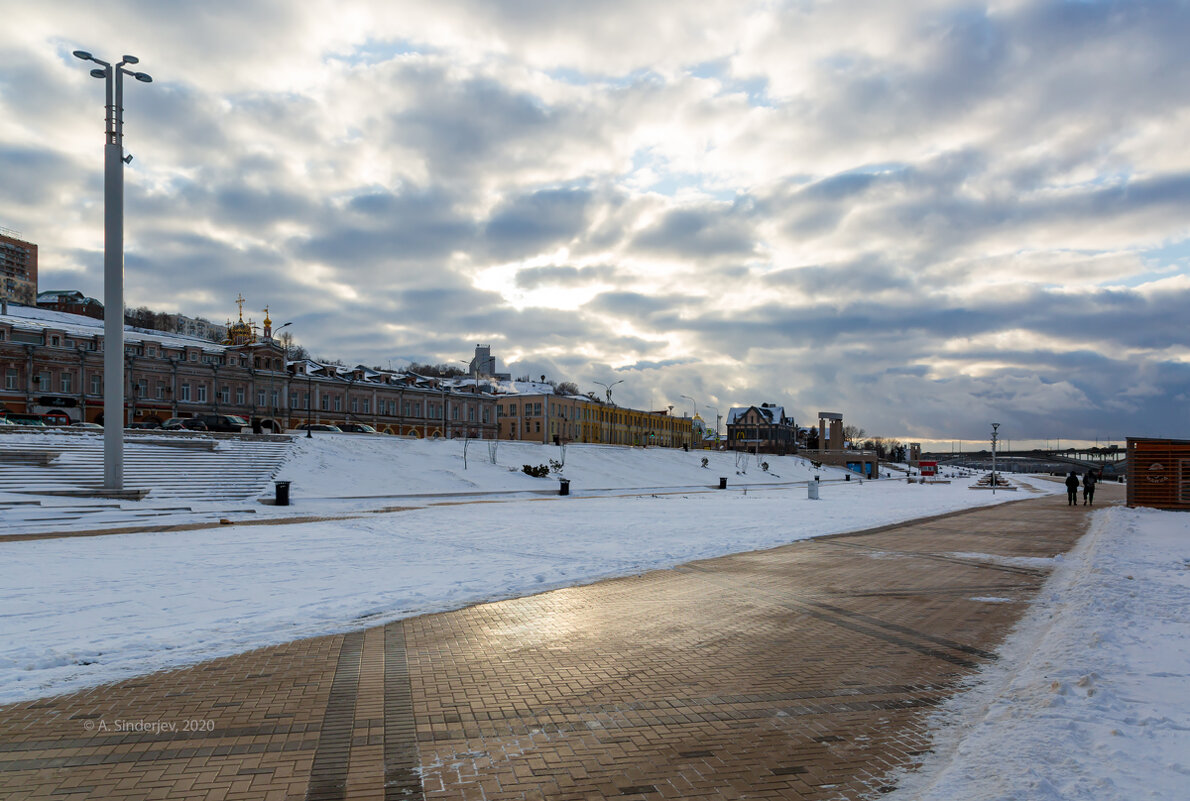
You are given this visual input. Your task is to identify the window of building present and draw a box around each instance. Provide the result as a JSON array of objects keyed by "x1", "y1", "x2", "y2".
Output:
[
  {"x1": 37, "y1": 371, "x2": 50, "y2": 389},
  {"x1": 189, "y1": 352, "x2": 197, "y2": 361},
  {"x1": 90, "y1": 374, "x2": 101, "y2": 394},
  {"x1": 320, "y1": 394, "x2": 329, "y2": 411},
  {"x1": 257, "y1": 390, "x2": 266, "y2": 406},
  {"x1": 157, "y1": 383, "x2": 166, "y2": 400},
  {"x1": 61, "y1": 373, "x2": 73, "y2": 393},
  {"x1": 535, "y1": 421, "x2": 541, "y2": 433},
  {"x1": 334, "y1": 395, "x2": 342, "y2": 412},
  {"x1": 533, "y1": 403, "x2": 542, "y2": 416},
  {"x1": 271, "y1": 390, "x2": 279, "y2": 408},
  {"x1": 137, "y1": 379, "x2": 148, "y2": 398},
  {"x1": 236, "y1": 387, "x2": 245, "y2": 405},
  {"x1": 221, "y1": 386, "x2": 230, "y2": 403},
  {"x1": 403, "y1": 402, "x2": 410, "y2": 416},
  {"x1": 197, "y1": 384, "x2": 207, "y2": 402},
  {"x1": 0, "y1": 328, "x2": 6, "y2": 341},
  {"x1": 362, "y1": 399, "x2": 370, "y2": 414},
  {"x1": 51, "y1": 335, "x2": 60, "y2": 347},
  {"x1": 509, "y1": 404, "x2": 517, "y2": 416},
  {"x1": 468, "y1": 407, "x2": 475, "y2": 422},
  {"x1": 483, "y1": 408, "x2": 490, "y2": 424},
  {"x1": 451, "y1": 405, "x2": 459, "y2": 420},
  {"x1": 180, "y1": 383, "x2": 191, "y2": 402},
  {"x1": 4, "y1": 368, "x2": 17, "y2": 390},
  {"x1": 351, "y1": 397, "x2": 358, "y2": 413}
]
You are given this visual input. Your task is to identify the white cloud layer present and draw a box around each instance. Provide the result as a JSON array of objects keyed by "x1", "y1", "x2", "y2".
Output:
[{"x1": 2, "y1": 0, "x2": 1188, "y2": 443}]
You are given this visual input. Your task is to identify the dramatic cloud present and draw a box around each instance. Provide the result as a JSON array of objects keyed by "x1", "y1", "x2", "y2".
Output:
[{"x1": 2, "y1": 0, "x2": 1188, "y2": 445}]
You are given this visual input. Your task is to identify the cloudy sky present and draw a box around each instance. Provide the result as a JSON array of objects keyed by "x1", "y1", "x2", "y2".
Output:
[{"x1": 2, "y1": 0, "x2": 1188, "y2": 447}]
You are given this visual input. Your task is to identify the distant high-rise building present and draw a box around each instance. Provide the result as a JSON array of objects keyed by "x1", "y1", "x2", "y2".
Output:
[
  {"x1": 466, "y1": 342, "x2": 499, "y2": 378},
  {"x1": 0, "y1": 230, "x2": 37, "y2": 306}
]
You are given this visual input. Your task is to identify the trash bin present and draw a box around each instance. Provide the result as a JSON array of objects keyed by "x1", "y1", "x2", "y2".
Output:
[
  {"x1": 808, "y1": 481, "x2": 819, "y2": 500},
  {"x1": 274, "y1": 480, "x2": 291, "y2": 506},
  {"x1": 559, "y1": 479, "x2": 570, "y2": 496},
  {"x1": 719, "y1": 477, "x2": 728, "y2": 489},
  {"x1": 845, "y1": 473, "x2": 851, "y2": 481}
]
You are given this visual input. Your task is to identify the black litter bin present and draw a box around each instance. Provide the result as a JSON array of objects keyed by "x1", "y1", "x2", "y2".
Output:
[
  {"x1": 845, "y1": 473, "x2": 851, "y2": 481},
  {"x1": 559, "y1": 479, "x2": 570, "y2": 496},
  {"x1": 719, "y1": 477, "x2": 728, "y2": 489},
  {"x1": 275, "y1": 480, "x2": 291, "y2": 506}
]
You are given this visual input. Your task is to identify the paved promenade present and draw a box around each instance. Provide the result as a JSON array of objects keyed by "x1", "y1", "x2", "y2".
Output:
[{"x1": 0, "y1": 483, "x2": 1120, "y2": 800}]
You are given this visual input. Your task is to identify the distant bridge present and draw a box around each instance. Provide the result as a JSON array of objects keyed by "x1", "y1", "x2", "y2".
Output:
[{"x1": 927, "y1": 448, "x2": 1127, "y2": 476}]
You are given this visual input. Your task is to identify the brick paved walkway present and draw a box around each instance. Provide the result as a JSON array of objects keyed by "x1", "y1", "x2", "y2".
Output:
[{"x1": 0, "y1": 484, "x2": 1121, "y2": 800}]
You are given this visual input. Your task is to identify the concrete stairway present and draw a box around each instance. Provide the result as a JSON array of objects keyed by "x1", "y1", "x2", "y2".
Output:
[{"x1": 0, "y1": 431, "x2": 295, "y2": 504}]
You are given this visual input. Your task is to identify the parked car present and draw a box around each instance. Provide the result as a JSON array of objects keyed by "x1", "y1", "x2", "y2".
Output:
[
  {"x1": 128, "y1": 421, "x2": 160, "y2": 429},
  {"x1": 161, "y1": 417, "x2": 208, "y2": 431},
  {"x1": 1, "y1": 413, "x2": 48, "y2": 427},
  {"x1": 296, "y1": 423, "x2": 342, "y2": 432},
  {"x1": 71, "y1": 421, "x2": 104, "y2": 429},
  {"x1": 339, "y1": 422, "x2": 378, "y2": 433},
  {"x1": 0, "y1": 417, "x2": 14, "y2": 426},
  {"x1": 197, "y1": 413, "x2": 250, "y2": 432}
]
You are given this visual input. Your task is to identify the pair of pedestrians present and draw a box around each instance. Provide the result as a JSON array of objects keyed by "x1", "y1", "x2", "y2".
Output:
[{"x1": 1065, "y1": 469, "x2": 1097, "y2": 505}]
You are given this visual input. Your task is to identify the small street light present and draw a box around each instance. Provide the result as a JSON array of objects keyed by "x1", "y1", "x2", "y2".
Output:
[
  {"x1": 73, "y1": 48, "x2": 152, "y2": 491},
  {"x1": 705, "y1": 404, "x2": 721, "y2": 443}
]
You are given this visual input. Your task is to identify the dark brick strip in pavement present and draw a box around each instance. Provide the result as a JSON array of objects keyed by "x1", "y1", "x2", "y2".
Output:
[
  {"x1": 384, "y1": 622, "x2": 424, "y2": 800},
  {"x1": 306, "y1": 630, "x2": 365, "y2": 801}
]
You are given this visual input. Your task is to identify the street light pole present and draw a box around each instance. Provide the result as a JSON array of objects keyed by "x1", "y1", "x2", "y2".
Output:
[
  {"x1": 679, "y1": 394, "x2": 696, "y2": 448},
  {"x1": 74, "y1": 49, "x2": 152, "y2": 491},
  {"x1": 991, "y1": 422, "x2": 1000, "y2": 495}
]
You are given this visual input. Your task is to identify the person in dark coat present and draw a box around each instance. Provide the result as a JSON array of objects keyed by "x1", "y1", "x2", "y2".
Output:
[
  {"x1": 1083, "y1": 469, "x2": 1098, "y2": 506},
  {"x1": 1064, "y1": 470, "x2": 1080, "y2": 506}
]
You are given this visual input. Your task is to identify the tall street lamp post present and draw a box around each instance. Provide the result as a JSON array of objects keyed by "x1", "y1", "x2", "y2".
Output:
[
  {"x1": 991, "y1": 422, "x2": 1000, "y2": 495},
  {"x1": 73, "y1": 49, "x2": 152, "y2": 490},
  {"x1": 679, "y1": 394, "x2": 696, "y2": 448}
]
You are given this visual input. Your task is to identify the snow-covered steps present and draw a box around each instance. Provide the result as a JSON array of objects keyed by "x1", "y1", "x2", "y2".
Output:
[{"x1": 0, "y1": 431, "x2": 295, "y2": 504}]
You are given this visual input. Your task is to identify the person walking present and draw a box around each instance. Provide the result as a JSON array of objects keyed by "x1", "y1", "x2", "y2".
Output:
[
  {"x1": 1065, "y1": 470, "x2": 1080, "y2": 506},
  {"x1": 1083, "y1": 469, "x2": 1098, "y2": 506}
]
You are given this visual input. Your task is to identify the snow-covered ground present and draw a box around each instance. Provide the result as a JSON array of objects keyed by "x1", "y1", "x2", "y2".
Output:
[
  {"x1": 886, "y1": 505, "x2": 1190, "y2": 801},
  {"x1": 2, "y1": 436, "x2": 1021, "y2": 702},
  {"x1": 3, "y1": 435, "x2": 1185, "y2": 801}
]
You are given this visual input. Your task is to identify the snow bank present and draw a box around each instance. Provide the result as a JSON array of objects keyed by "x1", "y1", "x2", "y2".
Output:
[{"x1": 885, "y1": 506, "x2": 1190, "y2": 801}]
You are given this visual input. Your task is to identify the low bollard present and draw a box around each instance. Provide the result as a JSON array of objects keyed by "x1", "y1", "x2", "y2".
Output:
[
  {"x1": 559, "y1": 478, "x2": 570, "y2": 496},
  {"x1": 845, "y1": 473, "x2": 851, "y2": 481},
  {"x1": 274, "y1": 480, "x2": 291, "y2": 506},
  {"x1": 719, "y1": 477, "x2": 728, "y2": 489}
]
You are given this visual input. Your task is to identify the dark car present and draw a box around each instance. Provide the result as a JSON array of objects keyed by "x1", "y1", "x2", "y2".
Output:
[
  {"x1": 197, "y1": 414, "x2": 250, "y2": 432},
  {"x1": 128, "y1": 421, "x2": 160, "y2": 429},
  {"x1": 161, "y1": 417, "x2": 208, "y2": 431},
  {"x1": 1, "y1": 413, "x2": 48, "y2": 427},
  {"x1": 339, "y1": 422, "x2": 378, "y2": 433},
  {"x1": 296, "y1": 423, "x2": 342, "y2": 432}
]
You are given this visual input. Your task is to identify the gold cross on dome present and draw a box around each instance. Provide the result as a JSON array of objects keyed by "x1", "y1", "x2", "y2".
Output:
[{"x1": 235, "y1": 293, "x2": 246, "y2": 321}]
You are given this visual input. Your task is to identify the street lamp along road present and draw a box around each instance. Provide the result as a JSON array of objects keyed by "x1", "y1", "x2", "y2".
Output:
[
  {"x1": 594, "y1": 380, "x2": 624, "y2": 445},
  {"x1": 991, "y1": 422, "x2": 1000, "y2": 494},
  {"x1": 73, "y1": 49, "x2": 152, "y2": 491}
]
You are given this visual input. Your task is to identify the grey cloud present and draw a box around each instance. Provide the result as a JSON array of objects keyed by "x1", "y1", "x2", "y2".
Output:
[
  {"x1": 631, "y1": 202, "x2": 759, "y2": 258},
  {"x1": 615, "y1": 358, "x2": 695, "y2": 372},
  {"x1": 483, "y1": 187, "x2": 594, "y2": 259},
  {"x1": 514, "y1": 264, "x2": 619, "y2": 289}
]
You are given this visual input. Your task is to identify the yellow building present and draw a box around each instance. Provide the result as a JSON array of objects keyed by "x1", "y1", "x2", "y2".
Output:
[{"x1": 495, "y1": 392, "x2": 694, "y2": 447}]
